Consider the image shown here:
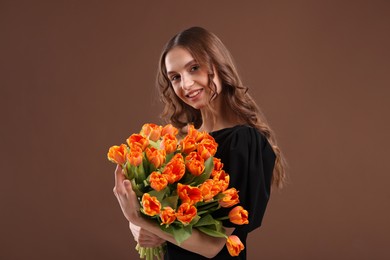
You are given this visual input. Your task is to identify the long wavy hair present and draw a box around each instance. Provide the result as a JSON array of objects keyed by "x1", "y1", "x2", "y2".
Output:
[{"x1": 156, "y1": 27, "x2": 286, "y2": 188}]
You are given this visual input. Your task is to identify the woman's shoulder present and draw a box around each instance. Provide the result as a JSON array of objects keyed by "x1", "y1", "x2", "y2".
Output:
[
  {"x1": 211, "y1": 124, "x2": 265, "y2": 141},
  {"x1": 211, "y1": 124, "x2": 268, "y2": 151}
]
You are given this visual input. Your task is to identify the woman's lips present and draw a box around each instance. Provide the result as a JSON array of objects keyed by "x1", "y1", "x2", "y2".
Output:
[{"x1": 186, "y1": 89, "x2": 202, "y2": 98}]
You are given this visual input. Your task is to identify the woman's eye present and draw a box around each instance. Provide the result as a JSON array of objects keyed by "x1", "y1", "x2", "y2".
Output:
[
  {"x1": 171, "y1": 75, "x2": 180, "y2": 81},
  {"x1": 190, "y1": 65, "x2": 200, "y2": 72}
]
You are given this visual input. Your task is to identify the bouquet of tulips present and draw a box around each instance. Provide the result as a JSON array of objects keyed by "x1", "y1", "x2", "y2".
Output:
[{"x1": 107, "y1": 123, "x2": 249, "y2": 259}]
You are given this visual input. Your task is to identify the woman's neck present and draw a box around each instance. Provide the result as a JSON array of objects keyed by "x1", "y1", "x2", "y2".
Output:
[{"x1": 199, "y1": 95, "x2": 243, "y2": 133}]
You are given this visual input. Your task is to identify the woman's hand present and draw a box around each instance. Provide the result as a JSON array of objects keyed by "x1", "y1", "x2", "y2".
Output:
[
  {"x1": 113, "y1": 165, "x2": 142, "y2": 224},
  {"x1": 129, "y1": 222, "x2": 166, "y2": 247},
  {"x1": 113, "y1": 166, "x2": 166, "y2": 247},
  {"x1": 113, "y1": 164, "x2": 228, "y2": 257}
]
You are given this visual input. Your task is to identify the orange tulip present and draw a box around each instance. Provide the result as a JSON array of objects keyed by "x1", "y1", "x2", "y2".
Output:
[
  {"x1": 107, "y1": 144, "x2": 127, "y2": 165},
  {"x1": 213, "y1": 157, "x2": 224, "y2": 172},
  {"x1": 187, "y1": 124, "x2": 198, "y2": 139},
  {"x1": 177, "y1": 183, "x2": 203, "y2": 205},
  {"x1": 180, "y1": 135, "x2": 197, "y2": 154},
  {"x1": 219, "y1": 188, "x2": 240, "y2": 208},
  {"x1": 213, "y1": 170, "x2": 230, "y2": 192},
  {"x1": 161, "y1": 124, "x2": 178, "y2": 136},
  {"x1": 160, "y1": 133, "x2": 178, "y2": 154},
  {"x1": 226, "y1": 235, "x2": 245, "y2": 257},
  {"x1": 176, "y1": 202, "x2": 197, "y2": 225},
  {"x1": 185, "y1": 152, "x2": 205, "y2": 176},
  {"x1": 126, "y1": 146, "x2": 143, "y2": 167},
  {"x1": 159, "y1": 206, "x2": 176, "y2": 225},
  {"x1": 149, "y1": 171, "x2": 168, "y2": 191},
  {"x1": 196, "y1": 132, "x2": 214, "y2": 143},
  {"x1": 141, "y1": 123, "x2": 162, "y2": 141},
  {"x1": 228, "y1": 206, "x2": 249, "y2": 225},
  {"x1": 145, "y1": 147, "x2": 166, "y2": 169},
  {"x1": 126, "y1": 134, "x2": 149, "y2": 151},
  {"x1": 194, "y1": 131, "x2": 207, "y2": 142},
  {"x1": 199, "y1": 179, "x2": 221, "y2": 202},
  {"x1": 162, "y1": 154, "x2": 185, "y2": 184},
  {"x1": 210, "y1": 170, "x2": 218, "y2": 178},
  {"x1": 141, "y1": 193, "x2": 161, "y2": 217},
  {"x1": 197, "y1": 138, "x2": 218, "y2": 160}
]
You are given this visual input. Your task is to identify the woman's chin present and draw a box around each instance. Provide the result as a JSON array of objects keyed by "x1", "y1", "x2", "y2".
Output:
[{"x1": 189, "y1": 103, "x2": 205, "y2": 110}]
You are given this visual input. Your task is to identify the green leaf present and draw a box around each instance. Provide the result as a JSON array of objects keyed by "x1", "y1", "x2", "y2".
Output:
[
  {"x1": 197, "y1": 200, "x2": 219, "y2": 210},
  {"x1": 197, "y1": 226, "x2": 227, "y2": 238},
  {"x1": 142, "y1": 154, "x2": 151, "y2": 175},
  {"x1": 214, "y1": 193, "x2": 225, "y2": 200},
  {"x1": 160, "y1": 224, "x2": 174, "y2": 236},
  {"x1": 180, "y1": 170, "x2": 196, "y2": 185},
  {"x1": 125, "y1": 163, "x2": 135, "y2": 180},
  {"x1": 148, "y1": 187, "x2": 169, "y2": 202},
  {"x1": 171, "y1": 225, "x2": 192, "y2": 245},
  {"x1": 165, "y1": 153, "x2": 174, "y2": 164},
  {"x1": 161, "y1": 195, "x2": 178, "y2": 209},
  {"x1": 130, "y1": 179, "x2": 144, "y2": 197},
  {"x1": 134, "y1": 164, "x2": 146, "y2": 184},
  {"x1": 194, "y1": 214, "x2": 220, "y2": 227},
  {"x1": 189, "y1": 215, "x2": 200, "y2": 226},
  {"x1": 194, "y1": 214, "x2": 227, "y2": 239},
  {"x1": 196, "y1": 201, "x2": 221, "y2": 215},
  {"x1": 148, "y1": 140, "x2": 160, "y2": 149}
]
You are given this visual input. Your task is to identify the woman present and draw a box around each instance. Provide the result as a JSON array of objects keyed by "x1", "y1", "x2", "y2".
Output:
[{"x1": 113, "y1": 26, "x2": 286, "y2": 259}]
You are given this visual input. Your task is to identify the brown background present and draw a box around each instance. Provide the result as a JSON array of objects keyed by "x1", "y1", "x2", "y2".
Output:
[{"x1": 1, "y1": 1, "x2": 389, "y2": 259}]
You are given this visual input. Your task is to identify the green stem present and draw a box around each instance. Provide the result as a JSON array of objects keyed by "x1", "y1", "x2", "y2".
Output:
[
  {"x1": 131, "y1": 179, "x2": 144, "y2": 197},
  {"x1": 147, "y1": 248, "x2": 152, "y2": 260},
  {"x1": 197, "y1": 200, "x2": 219, "y2": 211},
  {"x1": 215, "y1": 216, "x2": 229, "y2": 221}
]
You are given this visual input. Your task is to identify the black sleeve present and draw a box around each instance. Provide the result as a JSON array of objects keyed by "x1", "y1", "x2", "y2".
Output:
[{"x1": 217, "y1": 127, "x2": 275, "y2": 232}]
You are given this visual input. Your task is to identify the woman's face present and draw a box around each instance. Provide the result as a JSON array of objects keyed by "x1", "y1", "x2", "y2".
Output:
[{"x1": 165, "y1": 47, "x2": 222, "y2": 110}]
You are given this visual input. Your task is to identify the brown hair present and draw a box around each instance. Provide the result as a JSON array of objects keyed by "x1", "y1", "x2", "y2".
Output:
[{"x1": 156, "y1": 27, "x2": 286, "y2": 188}]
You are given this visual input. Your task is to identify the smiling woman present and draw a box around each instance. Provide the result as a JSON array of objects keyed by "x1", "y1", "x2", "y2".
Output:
[
  {"x1": 112, "y1": 26, "x2": 287, "y2": 260},
  {"x1": 165, "y1": 47, "x2": 222, "y2": 110}
]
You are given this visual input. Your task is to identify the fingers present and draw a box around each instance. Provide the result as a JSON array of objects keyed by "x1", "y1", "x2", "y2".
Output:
[
  {"x1": 138, "y1": 237, "x2": 165, "y2": 247},
  {"x1": 113, "y1": 165, "x2": 143, "y2": 223},
  {"x1": 115, "y1": 164, "x2": 124, "y2": 186},
  {"x1": 137, "y1": 229, "x2": 165, "y2": 247},
  {"x1": 113, "y1": 165, "x2": 126, "y2": 196},
  {"x1": 129, "y1": 222, "x2": 165, "y2": 247},
  {"x1": 124, "y1": 180, "x2": 135, "y2": 198}
]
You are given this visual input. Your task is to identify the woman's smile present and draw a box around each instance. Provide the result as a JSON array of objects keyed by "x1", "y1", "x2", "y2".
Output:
[{"x1": 185, "y1": 88, "x2": 203, "y2": 99}]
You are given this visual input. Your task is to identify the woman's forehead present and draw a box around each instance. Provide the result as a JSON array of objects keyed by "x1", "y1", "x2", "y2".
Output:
[{"x1": 165, "y1": 47, "x2": 195, "y2": 73}]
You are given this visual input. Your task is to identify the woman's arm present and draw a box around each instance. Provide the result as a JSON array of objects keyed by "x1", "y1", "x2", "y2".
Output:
[
  {"x1": 113, "y1": 165, "x2": 234, "y2": 258},
  {"x1": 129, "y1": 222, "x2": 165, "y2": 247}
]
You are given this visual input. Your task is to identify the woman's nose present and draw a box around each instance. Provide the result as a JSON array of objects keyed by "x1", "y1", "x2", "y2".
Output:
[{"x1": 181, "y1": 75, "x2": 195, "y2": 90}]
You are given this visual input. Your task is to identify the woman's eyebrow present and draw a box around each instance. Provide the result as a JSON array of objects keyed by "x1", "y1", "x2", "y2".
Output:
[{"x1": 167, "y1": 59, "x2": 196, "y2": 75}]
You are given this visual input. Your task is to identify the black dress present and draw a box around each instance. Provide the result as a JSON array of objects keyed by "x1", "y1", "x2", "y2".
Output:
[{"x1": 164, "y1": 125, "x2": 276, "y2": 260}]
